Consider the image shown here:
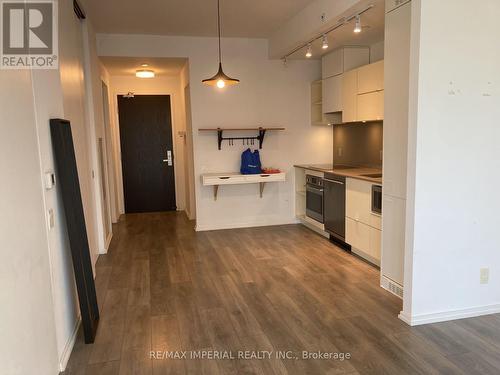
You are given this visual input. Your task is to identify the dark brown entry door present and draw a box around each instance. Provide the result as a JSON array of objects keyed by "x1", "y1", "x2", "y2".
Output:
[{"x1": 118, "y1": 95, "x2": 176, "y2": 213}]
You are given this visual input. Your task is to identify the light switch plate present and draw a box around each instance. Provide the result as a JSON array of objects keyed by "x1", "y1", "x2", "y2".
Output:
[{"x1": 480, "y1": 268, "x2": 489, "y2": 284}]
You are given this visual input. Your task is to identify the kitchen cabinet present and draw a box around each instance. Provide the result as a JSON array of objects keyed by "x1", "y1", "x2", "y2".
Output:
[
  {"x1": 357, "y1": 60, "x2": 384, "y2": 94},
  {"x1": 322, "y1": 47, "x2": 370, "y2": 79},
  {"x1": 357, "y1": 91, "x2": 384, "y2": 122},
  {"x1": 346, "y1": 218, "x2": 370, "y2": 255},
  {"x1": 381, "y1": 195, "x2": 406, "y2": 285},
  {"x1": 346, "y1": 178, "x2": 371, "y2": 224},
  {"x1": 322, "y1": 75, "x2": 342, "y2": 113},
  {"x1": 383, "y1": 2, "x2": 410, "y2": 199},
  {"x1": 338, "y1": 60, "x2": 384, "y2": 123},
  {"x1": 346, "y1": 218, "x2": 381, "y2": 265},
  {"x1": 310, "y1": 80, "x2": 326, "y2": 125},
  {"x1": 369, "y1": 225, "x2": 382, "y2": 260},
  {"x1": 386, "y1": 0, "x2": 411, "y2": 13},
  {"x1": 381, "y1": 1, "x2": 412, "y2": 294},
  {"x1": 341, "y1": 69, "x2": 358, "y2": 123},
  {"x1": 346, "y1": 178, "x2": 382, "y2": 264}
]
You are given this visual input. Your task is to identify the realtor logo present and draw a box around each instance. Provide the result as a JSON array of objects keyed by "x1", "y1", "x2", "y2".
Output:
[{"x1": 1, "y1": 0, "x2": 58, "y2": 69}]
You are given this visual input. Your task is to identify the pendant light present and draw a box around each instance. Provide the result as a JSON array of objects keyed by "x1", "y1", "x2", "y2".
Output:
[{"x1": 202, "y1": 0, "x2": 239, "y2": 88}]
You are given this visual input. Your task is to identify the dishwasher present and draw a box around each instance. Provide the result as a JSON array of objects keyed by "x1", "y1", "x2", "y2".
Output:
[{"x1": 323, "y1": 173, "x2": 346, "y2": 242}]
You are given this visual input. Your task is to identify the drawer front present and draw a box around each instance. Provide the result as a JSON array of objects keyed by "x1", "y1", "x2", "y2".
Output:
[
  {"x1": 203, "y1": 175, "x2": 246, "y2": 185},
  {"x1": 369, "y1": 226, "x2": 381, "y2": 261},
  {"x1": 370, "y1": 212, "x2": 382, "y2": 230},
  {"x1": 346, "y1": 217, "x2": 370, "y2": 254}
]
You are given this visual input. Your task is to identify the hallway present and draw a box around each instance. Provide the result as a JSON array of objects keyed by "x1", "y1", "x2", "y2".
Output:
[{"x1": 63, "y1": 213, "x2": 500, "y2": 374}]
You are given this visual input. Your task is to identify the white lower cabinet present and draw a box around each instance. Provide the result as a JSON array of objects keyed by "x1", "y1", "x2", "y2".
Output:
[
  {"x1": 346, "y1": 218, "x2": 370, "y2": 253},
  {"x1": 346, "y1": 177, "x2": 382, "y2": 265},
  {"x1": 381, "y1": 195, "x2": 406, "y2": 285},
  {"x1": 369, "y1": 225, "x2": 381, "y2": 261},
  {"x1": 346, "y1": 218, "x2": 381, "y2": 265}
]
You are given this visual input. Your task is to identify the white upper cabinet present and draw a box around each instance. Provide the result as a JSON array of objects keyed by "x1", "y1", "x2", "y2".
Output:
[
  {"x1": 322, "y1": 47, "x2": 369, "y2": 79},
  {"x1": 383, "y1": 2, "x2": 411, "y2": 199},
  {"x1": 341, "y1": 69, "x2": 358, "y2": 123},
  {"x1": 322, "y1": 75, "x2": 343, "y2": 113},
  {"x1": 386, "y1": 0, "x2": 411, "y2": 13},
  {"x1": 357, "y1": 60, "x2": 385, "y2": 94},
  {"x1": 357, "y1": 91, "x2": 384, "y2": 122}
]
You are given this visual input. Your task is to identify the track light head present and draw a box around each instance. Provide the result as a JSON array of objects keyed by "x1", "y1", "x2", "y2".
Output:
[
  {"x1": 354, "y1": 15, "x2": 362, "y2": 33},
  {"x1": 305, "y1": 43, "x2": 312, "y2": 58},
  {"x1": 322, "y1": 34, "x2": 329, "y2": 50}
]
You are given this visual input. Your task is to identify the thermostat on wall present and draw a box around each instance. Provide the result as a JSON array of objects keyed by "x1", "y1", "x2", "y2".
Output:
[{"x1": 45, "y1": 171, "x2": 56, "y2": 190}]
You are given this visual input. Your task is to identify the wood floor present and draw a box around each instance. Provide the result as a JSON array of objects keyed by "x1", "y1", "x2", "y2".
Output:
[{"x1": 63, "y1": 212, "x2": 500, "y2": 375}]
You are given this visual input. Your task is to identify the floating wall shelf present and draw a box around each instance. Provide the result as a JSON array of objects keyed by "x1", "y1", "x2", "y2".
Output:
[
  {"x1": 198, "y1": 127, "x2": 285, "y2": 150},
  {"x1": 201, "y1": 172, "x2": 286, "y2": 200}
]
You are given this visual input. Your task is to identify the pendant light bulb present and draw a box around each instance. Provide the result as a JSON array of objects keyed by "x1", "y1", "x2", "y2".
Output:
[
  {"x1": 354, "y1": 15, "x2": 362, "y2": 33},
  {"x1": 306, "y1": 43, "x2": 312, "y2": 58},
  {"x1": 202, "y1": 0, "x2": 240, "y2": 88},
  {"x1": 322, "y1": 34, "x2": 329, "y2": 50},
  {"x1": 216, "y1": 79, "x2": 225, "y2": 88}
]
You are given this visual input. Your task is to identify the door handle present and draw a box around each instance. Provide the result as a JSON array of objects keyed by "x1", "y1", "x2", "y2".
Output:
[{"x1": 162, "y1": 150, "x2": 173, "y2": 166}]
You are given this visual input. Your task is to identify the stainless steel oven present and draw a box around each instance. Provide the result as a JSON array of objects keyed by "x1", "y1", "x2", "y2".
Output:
[
  {"x1": 372, "y1": 185, "x2": 382, "y2": 214},
  {"x1": 306, "y1": 175, "x2": 324, "y2": 223}
]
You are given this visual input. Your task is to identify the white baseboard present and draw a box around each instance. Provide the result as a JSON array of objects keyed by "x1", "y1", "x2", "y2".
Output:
[
  {"x1": 59, "y1": 317, "x2": 81, "y2": 372},
  {"x1": 352, "y1": 247, "x2": 380, "y2": 267},
  {"x1": 398, "y1": 303, "x2": 500, "y2": 326},
  {"x1": 195, "y1": 217, "x2": 299, "y2": 231},
  {"x1": 100, "y1": 232, "x2": 113, "y2": 254},
  {"x1": 297, "y1": 216, "x2": 329, "y2": 238}
]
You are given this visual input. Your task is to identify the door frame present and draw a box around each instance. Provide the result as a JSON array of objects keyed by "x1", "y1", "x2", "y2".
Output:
[{"x1": 112, "y1": 91, "x2": 181, "y2": 215}]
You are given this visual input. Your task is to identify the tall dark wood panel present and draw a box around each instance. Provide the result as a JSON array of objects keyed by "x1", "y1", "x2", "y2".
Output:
[{"x1": 50, "y1": 118, "x2": 99, "y2": 344}]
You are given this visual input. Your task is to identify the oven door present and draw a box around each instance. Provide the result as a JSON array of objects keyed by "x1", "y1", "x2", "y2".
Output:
[{"x1": 306, "y1": 184, "x2": 324, "y2": 223}]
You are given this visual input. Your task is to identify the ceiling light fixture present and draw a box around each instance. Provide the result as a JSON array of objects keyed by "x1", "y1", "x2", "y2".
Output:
[
  {"x1": 136, "y1": 69, "x2": 155, "y2": 78},
  {"x1": 305, "y1": 43, "x2": 313, "y2": 58},
  {"x1": 202, "y1": 0, "x2": 239, "y2": 88},
  {"x1": 280, "y1": 4, "x2": 373, "y2": 62},
  {"x1": 321, "y1": 34, "x2": 329, "y2": 49},
  {"x1": 354, "y1": 15, "x2": 362, "y2": 33}
]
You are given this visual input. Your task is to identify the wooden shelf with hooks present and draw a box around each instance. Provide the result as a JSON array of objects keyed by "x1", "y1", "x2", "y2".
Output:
[{"x1": 198, "y1": 127, "x2": 285, "y2": 150}]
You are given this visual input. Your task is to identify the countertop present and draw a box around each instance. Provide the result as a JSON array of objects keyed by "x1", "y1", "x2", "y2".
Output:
[{"x1": 294, "y1": 164, "x2": 383, "y2": 184}]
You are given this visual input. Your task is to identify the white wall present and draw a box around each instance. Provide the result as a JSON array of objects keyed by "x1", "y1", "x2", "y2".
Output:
[
  {"x1": 3, "y1": 2, "x2": 107, "y2": 372},
  {"x1": 108, "y1": 74, "x2": 187, "y2": 212},
  {"x1": 0, "y1": 70, "x2": 59, "y2": 375},
  {"x1": 180, "y1": 62, "x2": 197, "y2": 219},
  {"x1": 402, "y1": 0, "x2": 500, "y2": 325},
  {"x1": 97, "y1": 34, "x2": 333, "y2": 230}
]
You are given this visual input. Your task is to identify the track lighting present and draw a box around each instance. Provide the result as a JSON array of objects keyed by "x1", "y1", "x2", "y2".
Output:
[
  {"x1": 321, "y1": 34, "x2": 329, "y2": 50},
  {"x1": 279, "y1": 5, "x2": 373, "y2": 62},
  {"x1": 354, "y1": 15, "x2": 362, "y2": 33},
  {"x1": 305, "y1": 44, "x2": 312, "y2": 58}
]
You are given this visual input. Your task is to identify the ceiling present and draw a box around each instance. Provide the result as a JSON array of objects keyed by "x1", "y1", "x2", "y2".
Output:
[
  {"x1": 288, "y1": 0, "x2": 385, "y2": 59},
  {"x1": 99, "y1": 57, "x2": 187, "y2": 76},
  {"x1": 83, "y1": 0, "x2": 315, "y2": 38}
]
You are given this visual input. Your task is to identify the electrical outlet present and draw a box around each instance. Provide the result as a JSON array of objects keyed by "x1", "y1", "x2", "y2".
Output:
[
  {"x1": 480, "y1": 268, "x2": 489, "y2": 284},
  {"x1": 338, "y1": 147, "x2": 343, "y2": 157}
]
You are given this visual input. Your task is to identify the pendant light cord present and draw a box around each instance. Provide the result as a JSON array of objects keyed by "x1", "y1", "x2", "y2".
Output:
[{"x1": 217, "y1": 0, "x2": 222, "y2": 64}]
